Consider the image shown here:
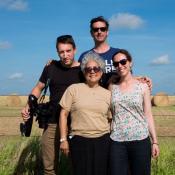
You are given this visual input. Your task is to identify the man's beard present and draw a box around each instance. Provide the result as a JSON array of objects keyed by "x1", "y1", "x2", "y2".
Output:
[{"x1": 61, "y1": 60, "x2": 74, "y2": 68}]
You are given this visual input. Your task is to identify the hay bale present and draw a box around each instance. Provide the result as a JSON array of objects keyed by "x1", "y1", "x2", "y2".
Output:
[
  {"x1": 6, "y1": 95, "x2": 22, "y2": 107},
  {"x1": 152, "y1": 92, "x2": 169, "y2": 107},
  {"x1": 168, "y1": 96, "x2": 175, "y2": 105}
]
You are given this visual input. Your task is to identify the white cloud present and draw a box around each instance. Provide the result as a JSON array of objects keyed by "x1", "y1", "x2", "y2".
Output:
[
  {"x1": 109, "y1": 13, "x2": 145, "y2": 30},
  {"x1": 0, "y1": 41, "x2": 12, "y2": 49},
  {"x1": 150, "y1": 54, "x2": 170, "y2": 65},
  {"x1": 9, "y1": 73, "x2": 23, "y2": 79},
  {"x1": 0, "y1": 0, "x2": 28, "y2": 11}
]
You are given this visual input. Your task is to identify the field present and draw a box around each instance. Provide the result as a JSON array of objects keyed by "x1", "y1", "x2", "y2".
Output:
[{"x1": 0, "y1": 96, "x2": 175, "y2": 174}]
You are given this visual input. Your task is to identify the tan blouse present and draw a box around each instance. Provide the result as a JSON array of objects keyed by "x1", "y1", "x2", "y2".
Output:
[{"x1": 59, "y1": 83, "x2": 111, "y2": 138}]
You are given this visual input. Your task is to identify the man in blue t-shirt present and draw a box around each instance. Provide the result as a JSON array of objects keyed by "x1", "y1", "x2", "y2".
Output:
[
  {"x1": 79, "y1": 16, "x2": 152, "y2": 89},
  {"x1": 79, "y1": 16, "x2": 120, "y2": 87}
]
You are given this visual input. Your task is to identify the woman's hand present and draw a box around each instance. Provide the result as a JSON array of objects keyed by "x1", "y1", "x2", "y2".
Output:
[
  {"x1": 135, "y1": 76, "x2": 152, "y2": 91},
  {"x1": 60, "y1": 140, "x2": 69, "y2": 156},
  {"x1": 152, "y1": 143, "x2": 160, "y2": 159}
]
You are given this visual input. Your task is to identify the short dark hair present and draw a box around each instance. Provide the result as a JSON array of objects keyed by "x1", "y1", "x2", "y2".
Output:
[
  {"x1": 56, "y1": 35, "x2": 76, "y2": 50},
  {"x1": 90, "y1": 16, "x2": 109, "y2": 30}
]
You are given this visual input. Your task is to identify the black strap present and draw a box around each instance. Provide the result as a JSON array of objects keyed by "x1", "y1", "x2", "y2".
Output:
[{"x1": 39, "y1": 78, "x2": 50, "y2": 103}]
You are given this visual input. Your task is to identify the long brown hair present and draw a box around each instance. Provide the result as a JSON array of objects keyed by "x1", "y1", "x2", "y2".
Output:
[{"x1": 109, "y1": 49, "x2": 133, "y2": 85}]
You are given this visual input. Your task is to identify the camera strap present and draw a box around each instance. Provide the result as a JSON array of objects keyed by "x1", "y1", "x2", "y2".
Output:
[{"x1": 39, "y1": 78, "x2": 50, "y2": 103}]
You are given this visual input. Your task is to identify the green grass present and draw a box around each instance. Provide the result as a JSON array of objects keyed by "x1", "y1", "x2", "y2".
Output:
[
  {"x1": 0, "y1": 136, "x2": 72, "y2": 175},
  {"x1": 152, "y1": 137, "x2": 175, "y2": 175},
  {"x1": 0, "y1": 105, "x2": 175, "y2": 174},
  {"x1": 0, "y1": 136, "x2": 175, "y2": 175},
  {"x1": 0, "y1": 136, "x2": 43, "y2": 175}
]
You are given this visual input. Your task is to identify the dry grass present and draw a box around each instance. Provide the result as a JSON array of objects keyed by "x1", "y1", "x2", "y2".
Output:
[
  {"x1": 0, "y1": 106, "x2": 175, "y2": 137},
  {"x1": 0, "y1": 95, "x2": 49, "y2": 107},
  {"x1": 0, "y1": 95, "x2": 48, "y2": 136},
  {"x1": 0, "y1": 106, "x2": 43, "y2": 136},
  {"x1": 0, "y1": 96, "x2": 175, "y2": 137},
  {"x1": 152, "y1": 106, "x2": 175, "y2": 137},
  {"x1": 0, "y1": 96, "x2": 175, "y2": 175}
]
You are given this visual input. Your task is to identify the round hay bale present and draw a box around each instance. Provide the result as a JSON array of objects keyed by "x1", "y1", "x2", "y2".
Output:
[
  {"x1": 152, "y1": 92, "x2": 169, "y2": 107},
  {"x1": 6, "y1": 95, "x2": 22, "y2": 107}
]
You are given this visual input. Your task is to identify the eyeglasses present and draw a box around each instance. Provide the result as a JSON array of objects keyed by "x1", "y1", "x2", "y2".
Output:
[
  {"x1": 91, "y1": 27, "x2": 107, "y2": 33},
  {"x1": 84, "y1": 66, "x2": 101, "y2": 73},
  {"x1": 113, "y1": 59, "x2": 128, "y2": 67}
]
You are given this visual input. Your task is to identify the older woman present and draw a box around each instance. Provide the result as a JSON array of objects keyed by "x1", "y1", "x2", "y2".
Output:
[
  {"x1": 109, "y1": 49, "x2": 159, "y2": 175},
  {"x1": 59, "y1": 52, "x2": 111, "y2": 175}
]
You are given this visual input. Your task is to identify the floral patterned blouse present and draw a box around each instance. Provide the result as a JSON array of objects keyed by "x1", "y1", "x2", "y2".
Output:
[{"x1": 110, "y1": 82, "x2": 149, "y2": 142}]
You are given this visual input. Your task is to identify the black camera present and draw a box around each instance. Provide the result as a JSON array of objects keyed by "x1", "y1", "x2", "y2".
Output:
[
  {"x1": 36, "y1": 102, "x2": 52, "y2": 129},
  {"x1": 20, "y1": 94, "x2": 52, "y2": 137}
]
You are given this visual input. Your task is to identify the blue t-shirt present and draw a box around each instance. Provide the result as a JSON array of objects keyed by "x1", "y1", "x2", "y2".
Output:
[
  {"x1": 78, "y1": 47, "x2": 119, "y2": 73},
  {"x1": 78, "y1": 47, "x2": 120, "y2": 87}
]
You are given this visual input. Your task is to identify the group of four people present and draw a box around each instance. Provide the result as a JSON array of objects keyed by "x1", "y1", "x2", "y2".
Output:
[{"x1": 21, "y1": 16, "x2": 159, "y2": 175}]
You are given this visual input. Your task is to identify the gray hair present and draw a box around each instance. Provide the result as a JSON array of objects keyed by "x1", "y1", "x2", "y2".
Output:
[{"x1": 81, "y1": 51, "x2": 105, "y2": 73}]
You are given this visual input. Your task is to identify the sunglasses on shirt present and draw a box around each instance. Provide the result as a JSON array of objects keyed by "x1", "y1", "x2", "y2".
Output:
[
  {"x1": 84, "y1": 66, "x2": 101, "y2": 73},
  {"x1": 91, "y1": 27, "x2": 107, "y2": 33},
  {"x1": 113, "y1": 59, "x2": 128, "y2": 67}
]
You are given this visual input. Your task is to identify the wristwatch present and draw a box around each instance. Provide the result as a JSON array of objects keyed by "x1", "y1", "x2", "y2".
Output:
[{"x1": 60, "y1": 138, "x2": 67, "y2": 143}]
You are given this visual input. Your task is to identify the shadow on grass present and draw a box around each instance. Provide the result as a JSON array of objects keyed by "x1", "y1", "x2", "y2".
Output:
[
  {"x1": 12, "y1": 136, "x2": 72, "y2": 175},
  {"x1": 13, "y1": 137, "x2": 43, "y2": 175}
]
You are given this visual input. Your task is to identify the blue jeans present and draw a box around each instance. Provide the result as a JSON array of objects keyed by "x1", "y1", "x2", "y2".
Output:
[{"x1": 109, "y1": 137, "x2": 151, "y2": 175}]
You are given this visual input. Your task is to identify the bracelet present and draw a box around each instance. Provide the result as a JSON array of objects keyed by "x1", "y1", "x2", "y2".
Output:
[
  {"x1": 60, "y1": 138, "x2": 67, "y2": 143},
  {"x1": 152, "y1": 143, "x2": 159, "y2": 145}
]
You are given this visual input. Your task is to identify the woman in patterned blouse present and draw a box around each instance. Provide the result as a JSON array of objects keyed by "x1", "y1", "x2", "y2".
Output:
[{"x1": 109, "y1": 49, "x2": 159, "y2": 175}]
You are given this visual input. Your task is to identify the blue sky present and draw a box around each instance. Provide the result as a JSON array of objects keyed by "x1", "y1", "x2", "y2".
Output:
[{"x1": 0, "y1": 0, "x2": 174, "y2": 95}]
